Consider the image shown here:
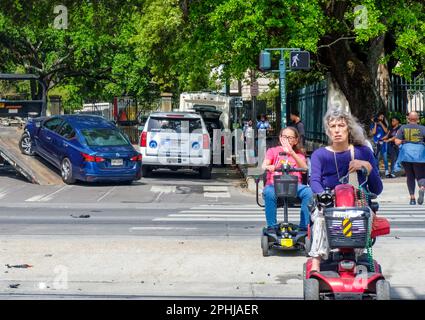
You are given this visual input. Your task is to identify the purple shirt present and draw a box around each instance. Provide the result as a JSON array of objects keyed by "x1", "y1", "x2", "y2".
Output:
[{"x1": 310, "y1": 145, "x2": 383, "y2": 195}]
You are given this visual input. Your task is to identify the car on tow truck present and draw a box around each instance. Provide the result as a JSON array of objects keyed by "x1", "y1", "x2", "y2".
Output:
[{"x1": 19, "y1": 114, "x2": 142, "y2": 184}]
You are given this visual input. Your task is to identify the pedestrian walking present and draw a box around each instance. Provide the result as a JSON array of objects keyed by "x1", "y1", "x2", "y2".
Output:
[
  {"x1": 383, "y1": 116, "x2": 402, "y2": 178},
  {"x1": 370, "y1": 112, "x2": 389, "y2": 177},
  {"x1": 395, "y1": 111, "x2": 425, "y2": 205},
  {"x1": 290, "y1": 110, "x2": 306, "y2": 148}
]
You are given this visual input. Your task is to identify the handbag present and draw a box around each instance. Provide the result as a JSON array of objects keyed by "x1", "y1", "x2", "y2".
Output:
[{"x1": 371, "y1": 215, "x2": 390, "y2": 238}]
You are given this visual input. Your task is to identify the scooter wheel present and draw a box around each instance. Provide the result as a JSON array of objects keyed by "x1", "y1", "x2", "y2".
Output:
[
  {"x1": 376, "y1": 280, "x2": 391, "y2": 300},
  {"x1": 261, "y1": 235, "x2": 270, "y2": 257},
  {"x1": 303, "y1": 278, "x2": 320, "y2": 300},
  {"x1": 304, "y1": 237, "x2": 311, "y2": 257}
]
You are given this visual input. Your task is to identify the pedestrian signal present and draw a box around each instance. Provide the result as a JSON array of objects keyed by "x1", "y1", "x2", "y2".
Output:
[
  {"x1": 259, "y1": 51, "x2": 271, "y2": 70},
  {"x1": 290, "y1": 51, "x2": 310, "y2": 70}
]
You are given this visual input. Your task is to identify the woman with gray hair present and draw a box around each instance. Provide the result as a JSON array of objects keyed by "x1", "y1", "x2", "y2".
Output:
[{"x1": 308, "y1": 105, "x2": 383, "y2": 272}]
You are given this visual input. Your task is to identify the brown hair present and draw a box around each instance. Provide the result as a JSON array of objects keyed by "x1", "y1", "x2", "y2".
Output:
[{"x1": 279, "y1": 127, "x2": 304, "y2": 154}]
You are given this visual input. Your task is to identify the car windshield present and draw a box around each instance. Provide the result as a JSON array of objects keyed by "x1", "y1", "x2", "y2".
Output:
[
  {"x1": 80, "y1": 128, "x2": 130, "y2": 146},
  {"x1": 147, "y1": 117, "x2": 203, "y2": 133}
]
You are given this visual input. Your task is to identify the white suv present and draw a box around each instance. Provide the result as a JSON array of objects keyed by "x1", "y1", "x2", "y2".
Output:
[{"x1": 139, "y1": 112, "x2": 212, "y2": 179}]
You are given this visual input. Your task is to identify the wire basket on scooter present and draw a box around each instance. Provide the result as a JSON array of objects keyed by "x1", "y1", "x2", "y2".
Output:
[
  {"x1": 324, "y1": 208, "x2": 371, "y2": 249},
  {"x1": 273, "y1": 174, "x2": 298, "y2": 198}
]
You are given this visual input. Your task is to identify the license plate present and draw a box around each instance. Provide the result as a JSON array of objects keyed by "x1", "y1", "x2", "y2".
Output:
[
  {"x1": 280, "y1": 238, "x2": 294, "y2": 248},
  {"x1": 111, "y1": 159, "x2": 123, "y2": 166}
]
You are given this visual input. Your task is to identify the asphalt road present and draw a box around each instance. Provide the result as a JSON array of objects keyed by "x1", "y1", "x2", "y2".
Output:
[{"x1": 0, "y1": 164, "x2": 425, "y2": 299}]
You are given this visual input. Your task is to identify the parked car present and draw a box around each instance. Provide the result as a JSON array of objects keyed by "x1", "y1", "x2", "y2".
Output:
[
  {"x1": 139, "y1": 111, "x2": 212, "y2": 179},
  {"x1": 190, "y1": 105, "x2": 225, "y2": 166},
  {"x1": 19, "y1": 114, "x2": 142, "y2": 184}
]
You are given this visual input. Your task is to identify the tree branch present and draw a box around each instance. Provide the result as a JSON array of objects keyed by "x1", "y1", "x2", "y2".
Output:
[{"x1": 317, "y1": 36, "x2": 356, "y2": 50}]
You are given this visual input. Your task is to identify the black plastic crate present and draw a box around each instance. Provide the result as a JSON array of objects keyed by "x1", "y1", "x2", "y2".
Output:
[
  {"x1": 273, "y1": 174, "x2": 298, "y2": 198},
  {"x1": 324, "y1": 207, "x2": 370, "y2": 249}
]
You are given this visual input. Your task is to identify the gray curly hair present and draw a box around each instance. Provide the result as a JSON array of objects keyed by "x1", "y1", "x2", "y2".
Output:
[{"x1": 323, "y1": 105, "x2": 367, "y2": 146}]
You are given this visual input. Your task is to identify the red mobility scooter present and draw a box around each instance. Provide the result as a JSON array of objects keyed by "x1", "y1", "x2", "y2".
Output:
[{"x1": 303, "y1": 176, "x2": 391, "y2": 300}]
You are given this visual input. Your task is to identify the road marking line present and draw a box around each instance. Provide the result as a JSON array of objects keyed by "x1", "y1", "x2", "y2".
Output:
[
  {"x1": 129, "y1": 227, "x2": 198, "y2": 231},
  {"x1": 38, "y1": 186, "x2": 72, "y2": 202},
  {"x1": 154, "y1": 217, "x2": 290, "y2": 221},
  {"x1": 391, "y1": 228, "x2": 425, "y2": 232},
  {"x1": 97, "y1": 186, "x2": 117, "y2": 202},
  {"x1": 203, "y1": 186, "x2": 229, "y2": 192},
  {"x1": 203, "y1": 192, "x2": 231, "y2": 198},
  {"x1": 171, "y1": 214, "x2": 272, "y2": 217},
  {"x1": 25, "y1": 195, "x2": 48, "y2": 202},
  {"x1": 150, "y1": 186, "x2": 176, "y2": 193}
]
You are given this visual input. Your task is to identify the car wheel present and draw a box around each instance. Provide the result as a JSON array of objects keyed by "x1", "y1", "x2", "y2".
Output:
[
  {"x1": 19, "y1": 132, "x2": 35, "y2": 156},
  {"x1": 303, "y1": 278, "x2": 320, "y2": 300},
  {"x1": 141, "y1": 165, "x2": 151, "y2": 177},
  {"x1": 199, "y1": 166, "x2": 212, "y2": 179},
  {"x1": 61, "y1": 158, "x2": 76, "y2": 184},
  {"x1": 376, "y1": 280, "x2": 391, "y2": 300}
]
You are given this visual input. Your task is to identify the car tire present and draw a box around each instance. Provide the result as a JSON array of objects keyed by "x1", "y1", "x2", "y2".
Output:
[
  {"x1": 61, "y1": 158, "x2": 76, "y2": 184},
  {"x1": 141, "y1": 165, "x2": 151, "y2": 177},
  {"x1": 199, "y1": 166, "x2": 212, "y2": 179},
  {"x1": 19, "y1": 132, "x2": 35, "y2": 156}
]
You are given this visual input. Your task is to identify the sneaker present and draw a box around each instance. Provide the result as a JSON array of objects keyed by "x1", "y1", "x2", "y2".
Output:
[
  {"x1": 386, "y1": 174, "x2": 392, "y2": 178},
  {"x1": 410, "y1": 199, "x2": 416, "y2": 205},
  {"x1": 418, "y1": 189, "x2": 424, "y2": 205},
  {"x1": 390, "y1": 173, "x2": 396, "y2": 178}
]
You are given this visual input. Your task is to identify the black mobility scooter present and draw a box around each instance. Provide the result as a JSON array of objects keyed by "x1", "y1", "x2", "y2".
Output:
[{"x1": 256, "y1": 156, "x2": 309, "y2": 256}]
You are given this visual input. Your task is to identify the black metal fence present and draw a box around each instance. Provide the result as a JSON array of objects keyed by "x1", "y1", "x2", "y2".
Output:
[
  {"x1": 285, "y1": 75, "x2": 425, "y2": 144},
  {"x1": 386, "y1": 75, "x2": 425, "y2": 114},
  {"x1": 287, "y1": 80, "x2": 328, "y2": 143}
]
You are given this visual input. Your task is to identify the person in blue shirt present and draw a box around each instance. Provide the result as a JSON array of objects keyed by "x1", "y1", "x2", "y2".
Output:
[
  {"x1": 395, "y1": 111, "x2": 425, "y2": 205},
  {"x1": 256, "y1": 114, "x2": 270, "y2": 133},
  {"x1": 370, "y1": 112, "x2": 389, "y2": 177}
]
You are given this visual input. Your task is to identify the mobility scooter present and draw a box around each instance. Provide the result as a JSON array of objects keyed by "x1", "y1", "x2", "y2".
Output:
[
  {"x1": 256, "y1": 155, "x2": 309, "y2": 256},
  {"x1": 303, "y1": 174, "x2": 391, "y2": 300}
]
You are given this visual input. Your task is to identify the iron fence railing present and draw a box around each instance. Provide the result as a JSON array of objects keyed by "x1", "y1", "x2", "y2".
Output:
[{"x1": 287, "y1": 79, "x2": 328, "y2": 143}]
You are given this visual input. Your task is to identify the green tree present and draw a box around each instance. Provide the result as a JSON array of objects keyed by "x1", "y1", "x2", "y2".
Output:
[
  {"x1": 0, "y1": 0, "x2": 157, "y2": 111},
  {"x1": 176, "y1": 0, "x2": 424, "y2": 125}
]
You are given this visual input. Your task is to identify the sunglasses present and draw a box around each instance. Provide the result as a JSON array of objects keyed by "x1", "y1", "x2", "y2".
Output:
[{"x1": 280, "y1": 135, "x2": 296, "y2": 140}]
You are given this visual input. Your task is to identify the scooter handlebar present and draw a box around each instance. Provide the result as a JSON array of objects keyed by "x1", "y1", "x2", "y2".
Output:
[{"x1": 275, "y1": 164, "x2": 308, "y2": 174}]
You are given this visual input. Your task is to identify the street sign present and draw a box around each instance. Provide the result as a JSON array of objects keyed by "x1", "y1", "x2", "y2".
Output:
[
  {"x1": 290, "y1": 51, "x2": 310, "y2": 70},
  {"x1": 250, "y1": 82, "x2": 259, "y2": 97},
  {"x1": 233, "y1": 97, "x2": 243, "y2": 108}
]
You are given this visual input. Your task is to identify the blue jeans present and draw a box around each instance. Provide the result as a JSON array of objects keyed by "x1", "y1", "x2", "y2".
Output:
[
  {"x1": 263, "y1": 184, "x2": 313, "y2": 229},
  {"x1": 375, "y1": 141, "x2": 389, "y2": 172}
]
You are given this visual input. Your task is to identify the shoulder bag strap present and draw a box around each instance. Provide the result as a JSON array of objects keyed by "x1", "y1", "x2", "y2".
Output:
[{"x1": 348, "y1": 145, "x2": 359, "y2": 188}]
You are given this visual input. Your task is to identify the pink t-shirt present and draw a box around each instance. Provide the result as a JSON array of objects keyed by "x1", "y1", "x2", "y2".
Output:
[{"x1": 265, "y1": 146, "x2": 305, "y2": 186}]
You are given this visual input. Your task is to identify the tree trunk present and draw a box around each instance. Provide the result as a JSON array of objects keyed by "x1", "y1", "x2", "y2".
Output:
[
  {"x1": 318, "y1": 37, "x2": 384, "y2": 129},
  {"x1": 318, "y1": 0, "x2": 386, "y2": 130}
]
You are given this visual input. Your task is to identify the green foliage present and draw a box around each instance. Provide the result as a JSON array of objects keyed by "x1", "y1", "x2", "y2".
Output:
[{"x1": 1, "y1": 0, "x2": 424, "y2": 113}]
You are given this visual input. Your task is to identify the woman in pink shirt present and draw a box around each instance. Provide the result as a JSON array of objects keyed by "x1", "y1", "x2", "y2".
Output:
[{"x1": 261, "y1": 127, "x2": 313, "y2": 235}]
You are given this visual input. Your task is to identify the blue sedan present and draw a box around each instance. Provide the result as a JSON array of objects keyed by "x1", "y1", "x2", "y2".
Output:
[{"x1": 19, "y1": 115, "x2": 142, "y2": 184}]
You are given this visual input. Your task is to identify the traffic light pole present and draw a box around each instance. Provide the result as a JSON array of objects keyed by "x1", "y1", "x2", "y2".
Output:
[
  {"x1": 279, "y1": 55, "x2": 287, "y2": 128},
  {"x1": 260, "y1": 48, "x2": 300, "y2": 130}
]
